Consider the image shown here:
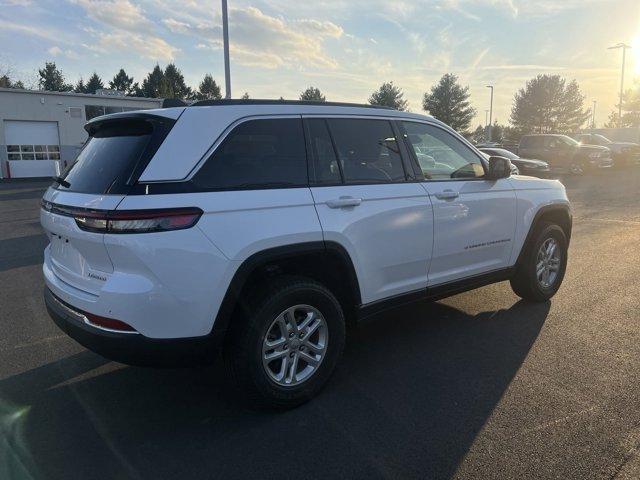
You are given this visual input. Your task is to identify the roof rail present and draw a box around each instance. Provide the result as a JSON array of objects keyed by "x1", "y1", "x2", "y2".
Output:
[{"x1": 189, "y1": 99, "x2": 395, "y2": 110}]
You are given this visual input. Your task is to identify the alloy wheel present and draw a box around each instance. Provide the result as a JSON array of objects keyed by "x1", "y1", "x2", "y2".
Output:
[
  {"x1": 261, "y1": 304, "x2": 328, "y2": 387},
  {"x1": 536, "y1": 237, "x2": 561, "y2": 288}
]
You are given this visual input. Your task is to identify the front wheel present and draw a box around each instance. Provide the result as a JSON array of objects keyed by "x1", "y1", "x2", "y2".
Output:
[
  {"x1": 510, "y1": 223, "x2": 568, "y2": 302},
  {"x1": 224, "y1": 276, "x2": 345, "y2": 409},
  {"x1": 569, "y1": 161, "x2": 585, "y2": 175}
]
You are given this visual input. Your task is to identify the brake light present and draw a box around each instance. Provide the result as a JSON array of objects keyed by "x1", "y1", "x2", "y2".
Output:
[{"x1": 42, "y1": 201, "x2": 202, "y2": 234}]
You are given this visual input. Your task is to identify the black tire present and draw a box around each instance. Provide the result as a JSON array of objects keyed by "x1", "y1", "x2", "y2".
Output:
[
  {"x1": 224, "y1": 276, "x2": 345, "y2": 410},
  {"x1": 569, "y1": 160, "x2": 585, "y2": 175},
  {"x1": 510, "y1": 222, "x2": 568, "y2": 302}
]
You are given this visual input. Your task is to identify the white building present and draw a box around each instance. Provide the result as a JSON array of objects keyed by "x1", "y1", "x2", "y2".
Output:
[{"x1": 0, "y1": 88, "x2": 162, "y2": 178}]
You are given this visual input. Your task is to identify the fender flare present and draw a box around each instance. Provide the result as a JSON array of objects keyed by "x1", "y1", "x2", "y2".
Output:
[
  {"x1": 209, "y1": 240, "x2": 361, "y2": 344},
  {"x1": 515, "y1": 204, "x2": 572, "y2": 267}
]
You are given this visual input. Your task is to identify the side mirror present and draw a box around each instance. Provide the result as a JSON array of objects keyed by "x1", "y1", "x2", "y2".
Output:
[{"x1": 487, "y1": 156, "x2": 512, "y2": 180}]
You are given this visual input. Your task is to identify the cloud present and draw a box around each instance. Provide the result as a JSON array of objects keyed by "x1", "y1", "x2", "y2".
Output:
[
  {"x1": 96, "y1": 31, "x2": 179, "y2": 61},
  {"x1": 225, "y1": 7, "x2": 341, "y2": 69},
  {"x1": 0, "y1": 20, "x2": 60, "y2": 42},
  {"x1": 470, "y1": 48, "x2": 490, "y2": 69},
  {"x1": 71, "y1": 0, "x2": 153, "y2": 32},
  {"x1": 481, "y1": 64, "x2": 567, "y2": 70},
  {"x1": 294, "y1": 19, "x2": 343, "y2": 38},
  {"x1": 163, "y1": 18, "x2": 192, "y2": 34},
  {"x1": 71, "y1": 0, "x2": 179, "y2": 62},
  {"x1": 47, "y1": 45, "x2": 80, "y2": 60},
  {"x1": 0, "y1": 0, "x2": 32, "y2": 5},
  {"x1": 159, "y1": 6, "x2": 343, "y2": 70}
]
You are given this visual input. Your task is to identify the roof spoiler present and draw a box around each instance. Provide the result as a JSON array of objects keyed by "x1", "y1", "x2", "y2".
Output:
[{"x1": 162, "y1": 98, "x2": 188, "y2": 108}]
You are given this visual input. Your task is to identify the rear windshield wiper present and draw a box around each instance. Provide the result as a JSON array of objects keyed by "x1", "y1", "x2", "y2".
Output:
[{"x1": 53, "y1": 176, "x2": 71, "y2": 188}]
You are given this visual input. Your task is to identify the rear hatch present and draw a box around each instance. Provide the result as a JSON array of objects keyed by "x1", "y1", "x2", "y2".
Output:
[{"x1": 41, "y1": 113, "x2": 176, "y2": 295}]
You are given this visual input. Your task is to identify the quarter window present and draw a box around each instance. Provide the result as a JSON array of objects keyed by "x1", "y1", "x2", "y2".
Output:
[
  {"x1": 192, "y1": 118, "x2": 307, "y2": 190},
  {"x1": 326, "y1": 118, "x2": 405, "y2": 184},
  {"x1": 402, "y1": 122, "x2": 485, "y2": 180}
]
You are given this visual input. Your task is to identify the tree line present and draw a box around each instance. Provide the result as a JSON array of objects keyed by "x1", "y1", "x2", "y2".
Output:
[
  {"x1": 4, "y1": 60, "x2": 637, "y2": 138},
  {"x1": 29, "y1": 62, "x2": 228, "y2": 101}
]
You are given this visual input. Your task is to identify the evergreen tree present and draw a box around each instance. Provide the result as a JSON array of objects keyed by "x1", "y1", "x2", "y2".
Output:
[
  {"x1": 605, "y1": 79, "x2": 640, "y2": 128},
  {"x1": 38, "y1": 62, "x2": 72, "y2": 91},
  {"x1": 194, "y1": 74, "x2": 222, "y2": 100},
  {"x1": 109, "y1": 68, "x2": 136, "y2": 95},
  {"x1": 422, "y1": 73, "x2": 476, "y2": 133},
  {"x1": 299, "y1": 86, "x2": 326, "y2": 102},
  {"x1": 0, "y1": 75, "x2": 24, "y2": 89},
  {"x1": 471, "y1": 125, "x2": 485, "y2": 144},
  {"x1": 368, "y1": 82, "x2": 408, "y2": 110},
  {"x1": 140, "y1": 64, "x2": 165, "y2": 98},
  {"x1": 74, "y1": 77, "x2": 88, "y2": 93},
  {"x1": 84, "y1": 72, "x2": 104, "y2": 94},
  {"x1": 510, "y1": 74, "x2": 590, "y2": 134},
  {"x1": 163, "y1": 63, "x2": 192, "y2": 99}
]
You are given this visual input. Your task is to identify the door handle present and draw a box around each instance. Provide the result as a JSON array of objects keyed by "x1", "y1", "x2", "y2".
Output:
[
  {"x1": 326, "y1": 196, "x2": 362, "y2": 208},
  {"x1": 434, "y1": 189, "x2": 459, "y2": 200}
]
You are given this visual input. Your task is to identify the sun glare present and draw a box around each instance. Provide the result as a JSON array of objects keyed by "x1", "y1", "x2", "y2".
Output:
[{"x1": 633, "y1": 35, "x2": 640, "y2": 75}]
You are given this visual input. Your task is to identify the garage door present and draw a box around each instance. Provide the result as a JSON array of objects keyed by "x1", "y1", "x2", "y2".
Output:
[{"x1": 5, "y1": 121, "x2": 61, "y2": 178}]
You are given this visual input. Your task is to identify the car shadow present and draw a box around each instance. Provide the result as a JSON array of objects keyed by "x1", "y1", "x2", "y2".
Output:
[
  {"x1": 0, "y1": 234, "x2": 48, "y2": 273},
  {"x1": 0, "y1": 298, "x2": 550, "y2": 480}
]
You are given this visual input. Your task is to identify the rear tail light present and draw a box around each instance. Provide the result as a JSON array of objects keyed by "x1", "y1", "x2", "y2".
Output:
[{"x1": 42, "y1": 201, "x2": 202, "y2": 234}]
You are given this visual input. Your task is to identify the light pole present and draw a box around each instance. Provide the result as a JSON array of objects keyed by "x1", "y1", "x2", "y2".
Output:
[
  {"x1": 608, "y1": 43, "x2": 631, "y2": 127},
  {"x1": 486, "y1": 85, "x2": 494, "y2": 142},
  {"x1": 484, "y1": 110, "x2": 489, "y2": 142},
  {"x1": 592, "y1": 100, "x2": 596, "y2": 129},
  {"x1": 222, "y1": 0, "x2": 231, "y2": 99}
]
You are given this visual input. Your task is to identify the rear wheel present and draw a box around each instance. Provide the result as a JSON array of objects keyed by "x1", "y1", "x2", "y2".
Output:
[
  {"x1": 510, "y1": 222, "x2": 568, "y2": 302},
  {"x1": 225, "y1": 276, "x2": 345, "y2": 409}
]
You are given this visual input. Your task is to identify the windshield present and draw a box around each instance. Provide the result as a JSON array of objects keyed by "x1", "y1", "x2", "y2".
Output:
[
  {"x1": 593, "y1": 134, "x2": 612, "y2": 144},
  {"x1": 559, "y1": 135, "x2": 580, "y2": 146}
]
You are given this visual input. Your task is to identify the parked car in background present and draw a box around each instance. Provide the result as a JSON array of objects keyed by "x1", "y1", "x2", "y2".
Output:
[
  {"x1": 518, "y1": 134, "x2": 612, "y2": 174},
  {"x1": 573, "y1": 133, "x2": 640, "y2": 168},
  {"x1": 479, "y1": 151, "x2": 520, "y2": 175},
  {"x1": 479, "y1": 147, "x2": 551, "y2": 177}
]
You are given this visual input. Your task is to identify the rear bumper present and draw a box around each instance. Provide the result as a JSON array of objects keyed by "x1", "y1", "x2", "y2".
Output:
[{"x1": 44, "y1": 287, "x2": 223, "y2": 367}]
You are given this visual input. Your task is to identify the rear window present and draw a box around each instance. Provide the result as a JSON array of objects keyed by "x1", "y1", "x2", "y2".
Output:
[
  {"x1": 57, "y1": 117, "x2": 173, "y2": 194},
  {"x1": 192, "y1": 118, "x2": 307, "y2": 190}
]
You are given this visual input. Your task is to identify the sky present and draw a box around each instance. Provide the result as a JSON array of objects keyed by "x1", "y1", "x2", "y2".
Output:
[{"x1": 1, "y1": 0, "x2": 639, "y2": 127}]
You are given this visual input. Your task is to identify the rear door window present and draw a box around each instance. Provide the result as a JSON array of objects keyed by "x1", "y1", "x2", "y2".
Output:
[
  {"x1": 325, "y1": 118, "x2": 406, "y2": 184},
  {"x1": 58, "y1": 117, "x2": 173, "y2": 194},
  {"x1": 192, "y1": 118, "x2": 307, "y2": 190}
]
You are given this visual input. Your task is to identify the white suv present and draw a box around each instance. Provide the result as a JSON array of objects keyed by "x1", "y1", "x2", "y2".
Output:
[{"x1": 41, "y1": 100, "x2": 571, "y2": 408}]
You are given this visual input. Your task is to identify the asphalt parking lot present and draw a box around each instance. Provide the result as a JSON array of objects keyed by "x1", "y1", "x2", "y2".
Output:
[{"x1": 1, "y1": 170, "x2": 639, "y2": 480}]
